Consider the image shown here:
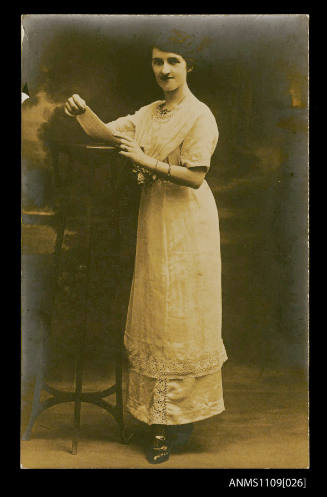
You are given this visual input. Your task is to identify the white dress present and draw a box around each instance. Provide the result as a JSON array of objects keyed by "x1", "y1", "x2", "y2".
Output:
[{"x1": 107, "y1": 93, "x2": 227, "y2": 425}]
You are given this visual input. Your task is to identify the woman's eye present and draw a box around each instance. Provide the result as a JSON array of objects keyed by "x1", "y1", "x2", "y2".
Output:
[{"x1": 168, "y1": 58, "x2": 180, "y2": 65}]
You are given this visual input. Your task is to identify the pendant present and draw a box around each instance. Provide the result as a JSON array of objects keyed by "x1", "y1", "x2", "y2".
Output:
[
  {"x1": 153, "y1": 103, "x2": 173, "y2": 121},
  {"x1": 159, "y1": 104, "x2": 170, "y2": 116}
]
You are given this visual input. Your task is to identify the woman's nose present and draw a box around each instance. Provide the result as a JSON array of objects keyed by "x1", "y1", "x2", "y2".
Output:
[{"x1": 161, "y1": 62, "x2": 171, "y2": 75}]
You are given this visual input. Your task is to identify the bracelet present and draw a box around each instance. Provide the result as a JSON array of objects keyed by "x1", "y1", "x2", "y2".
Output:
[{"x1": 153, "y1": 159, "x2": 171, "y2": 178}]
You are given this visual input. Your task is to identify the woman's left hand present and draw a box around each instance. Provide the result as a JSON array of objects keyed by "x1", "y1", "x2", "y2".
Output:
[{"x1": 115, "y1": 134, "x2": 148, "y2": 167}]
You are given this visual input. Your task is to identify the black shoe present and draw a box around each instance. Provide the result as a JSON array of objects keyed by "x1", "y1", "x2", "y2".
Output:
[{"x1": 146, "y1": 428, "x2": 171, "y2": 464}]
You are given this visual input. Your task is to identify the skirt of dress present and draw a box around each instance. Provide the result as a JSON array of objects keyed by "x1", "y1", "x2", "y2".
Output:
[
  {"x1": 124, "y1": 177, "x2": 227, "y2": 425},
  {"x1": 124, "y1": 178, "x2": 227, "y2": 378},
  {"x1": 126, "y1": 369, "x2": 225, "y2": 425}
]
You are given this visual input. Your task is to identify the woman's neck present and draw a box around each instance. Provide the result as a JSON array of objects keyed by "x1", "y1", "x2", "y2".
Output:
[{"x1": 163, "y1": 85, "x2": 191, "y2": 109}]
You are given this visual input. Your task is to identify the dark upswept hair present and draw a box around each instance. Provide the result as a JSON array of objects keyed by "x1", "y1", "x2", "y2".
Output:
[{"x1": 150, "y1": 29, "x2": 211, "y2": 71}]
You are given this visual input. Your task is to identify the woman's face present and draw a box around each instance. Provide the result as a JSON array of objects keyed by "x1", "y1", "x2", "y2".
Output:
[{"x1": 152, "y1": 47, "x2": 188, "y2": 93}]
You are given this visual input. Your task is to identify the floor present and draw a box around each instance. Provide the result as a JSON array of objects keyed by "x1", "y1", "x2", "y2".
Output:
[{"x1": 20, "y1": 364, "x2": 309, "y2": 469}]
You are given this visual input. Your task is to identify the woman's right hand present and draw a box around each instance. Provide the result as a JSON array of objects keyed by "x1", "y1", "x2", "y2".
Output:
[{"x1": 64, "y1": 94, "x2": 87, "y2": 117}]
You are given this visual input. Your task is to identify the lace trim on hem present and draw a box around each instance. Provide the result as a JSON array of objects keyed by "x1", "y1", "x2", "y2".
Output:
[
  {"x1": 125, "y1": 347, "x2": 228, "y2": 379},
  {"x1": 150, "y1": 377, "x2": 167, "y2": 424}
]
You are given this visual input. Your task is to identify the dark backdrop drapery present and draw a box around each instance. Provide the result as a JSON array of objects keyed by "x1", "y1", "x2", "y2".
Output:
[{"x1": 21, "y1": 15, "x2": 308, "y2": 388}]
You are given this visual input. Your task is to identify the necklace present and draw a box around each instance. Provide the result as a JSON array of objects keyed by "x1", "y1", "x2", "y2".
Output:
[
  {"x1": 158, "y1": 104, "x2": 171, "y2": 116},
  {"x1": 152, "y1": 94, "x2": 189, "y2": 122}
]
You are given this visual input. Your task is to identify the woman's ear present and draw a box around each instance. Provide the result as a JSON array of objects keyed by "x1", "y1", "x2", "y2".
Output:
[{"x1": 187, "y1": 66, "x2": 194, "y2": 73}]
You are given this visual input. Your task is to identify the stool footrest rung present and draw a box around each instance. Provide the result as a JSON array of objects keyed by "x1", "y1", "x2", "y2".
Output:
[{"x1": 22, "y1": 382, "x2": 121, "y2": 443}]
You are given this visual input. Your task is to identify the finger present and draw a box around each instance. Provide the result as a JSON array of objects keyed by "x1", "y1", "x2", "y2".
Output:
[
  {"x1": 64, "y1": 107, "x2": 75, "y2": 117},
  {"x1": 119, "y1": 151, "x2": 132, "y2": 158},
  {"x1": 113, "y1": 133, "x2": 127, "y2": 138},
  {"x1": 65, "y1": 101, "x2": 74, "y2": 112},
  {"x1": 119, "y1": 138, "x2": 133, "y2": 146},
  {"x1": 67, "y1": 100, "x2": 85, "y2": 115},
  {"x1": 67, "y1": 103, "x2": 78, "y2": 114},
  {"x1": 72, "y1": 94, "x2": 86, "y2": 110},
  {"x1": 66, "y1": 103, "x2": 80, "y2": 115},
  {"x1": 113, "y1": 134, "x2": 133, "y2": 142},
  {"x1": 120, "y1": 143, "x2": 131, "y2": 150},
  {"x1": 68, "y1": 97, "x2": 80, "y2": 112}
]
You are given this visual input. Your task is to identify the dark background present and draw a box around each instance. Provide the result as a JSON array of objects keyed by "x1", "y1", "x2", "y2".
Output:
[{"x1": 21, "y1": 15, "x2": 308, "y2": 393}]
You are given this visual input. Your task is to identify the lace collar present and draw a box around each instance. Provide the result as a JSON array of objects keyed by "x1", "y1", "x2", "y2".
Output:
[{"x1": 151, "y1": 94, "x2": 191, "y2": 122}]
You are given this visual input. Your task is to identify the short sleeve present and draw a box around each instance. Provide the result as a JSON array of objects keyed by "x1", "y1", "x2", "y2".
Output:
[{"x1": 180, "y1": 111, "x2": 219, "y2": 171}]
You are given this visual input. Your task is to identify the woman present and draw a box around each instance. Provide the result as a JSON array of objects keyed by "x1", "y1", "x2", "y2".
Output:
[{"x1": 64, "y1": 38, "x2": 227, "y2": 464}]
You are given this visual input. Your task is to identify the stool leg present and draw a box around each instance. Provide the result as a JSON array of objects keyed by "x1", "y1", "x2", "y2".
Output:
[
  {"x1": 71, "y1": 261, "x2": 89, "y2": 455},
  {"x1": 72, "y1": 189, "x2": 93, "y2": 455},
  {"x1": 21, "y1": 318, "x2": 47, "y2": 440},
  {"x1": 72, "y1": 350, "x2": 84, "y2": 455},
  {"x1": 115, "y1": 353, "x2": 124, "y2": 441},
  {"x1": 115, "y1": 343, "x2": 133, "y2": 444}
]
